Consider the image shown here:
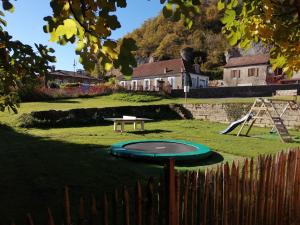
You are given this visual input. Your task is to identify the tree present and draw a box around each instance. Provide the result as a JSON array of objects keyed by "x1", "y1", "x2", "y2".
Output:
[
  {"x1": 0, "y1": 0, "x2": 299, "y2": 112},
  {"x1": 0, "y1": 2, "x2": 55, "y2": 112},
  {"x1": 219, "y1": 0, "x2": 300, "y2": 75}
]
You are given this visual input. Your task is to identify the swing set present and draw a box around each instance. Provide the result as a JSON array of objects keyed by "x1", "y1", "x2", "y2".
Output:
[{"x1": 237, "y1": 90, "x2": 299, "y2": 143}]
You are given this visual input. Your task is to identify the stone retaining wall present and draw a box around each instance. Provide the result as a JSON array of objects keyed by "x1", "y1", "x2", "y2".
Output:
[
  {"x1": 184, "y1": 103, "x2": 300, "y2": 129},
  {"x1": 18, "y1": 104, "x2": 189, "y2": 128},
  {"x1": 171, "y1": 84, "x2": 300, "y2": 98},
  {"x1": 19, "y1": 102, "x2": 300, "y2": 129}
]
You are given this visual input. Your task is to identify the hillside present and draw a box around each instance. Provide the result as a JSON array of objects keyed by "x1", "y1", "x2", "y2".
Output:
[{"x1": 123, "y1": 4, "x2": 230, "y2": 73}]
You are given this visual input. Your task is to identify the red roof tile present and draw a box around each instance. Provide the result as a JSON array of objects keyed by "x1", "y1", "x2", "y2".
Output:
[
  {"x1": 132, "y1": 58, "x2": 185, "y2": 78},
  {"x1": 224, "y1": 55, "x2": 269, "y2": 68}
]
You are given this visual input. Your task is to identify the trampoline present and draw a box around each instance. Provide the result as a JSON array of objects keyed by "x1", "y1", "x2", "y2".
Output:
[{"x1": 110, "y1": 140, "x2": 212, "y2": 161}]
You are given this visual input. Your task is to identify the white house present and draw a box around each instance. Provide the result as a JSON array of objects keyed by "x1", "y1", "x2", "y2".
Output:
[{"x1": 118, "y1": 58, "x2": 209, "y2": 91}]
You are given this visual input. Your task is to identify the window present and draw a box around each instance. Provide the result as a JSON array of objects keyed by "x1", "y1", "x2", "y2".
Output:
[
  {"x1": 120, "y1": 81, "x2": 126, "y2": 87},
  {"x1": 231, "y1": 70, "x2": 240, "y2": 78},
  {"x1": 167, "y1": 77, "x2": 175, "y2": 88},
  {"x1": 143, "y1": 79, "x2": 150, "y2": 90},
  {"x1": 131, "y1": 80, "x2": 137, "y2": 90},
  {"x1": 192, "y1": 78, "x2": 196, "y2": 88},
  {"x1": 155, "y1": 78, "x2": 162, "y2": 87},
  {"x1": 248, "y1": 68, "x2": 259, "y2": 77}
]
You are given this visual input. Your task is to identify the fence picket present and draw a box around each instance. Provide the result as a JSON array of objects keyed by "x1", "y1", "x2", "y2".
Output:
[
  {"x1": 123, "y1": 186, "x2": 130, "y2": 225},
  {"x1": 47, "y1": 208, "x2": 55, "y2": 225},
  {"x1": 135, "y1": 181, "x2": 142, "y2": 225},
  {"x1": 78, "y1": 197, "x2": 85, "y2": 225},
  {"x1": 103, "y1": 193, "x2": 109, "y2": 225},
  {"x1": 90, "y1": 195, "x2": 98, "y2": 225},
  {"x1": 26, "y1": 214, "x2": 34, "y2": 225},
  {"x1": 64, "y1": 186, "x2": 71, "y2": 225},
  {"x1": 146, "y1": 178, "x2": 154, "y2": 225},
  {"x1": 113, "y1": 189, "x2": 119, "y2": 225}
]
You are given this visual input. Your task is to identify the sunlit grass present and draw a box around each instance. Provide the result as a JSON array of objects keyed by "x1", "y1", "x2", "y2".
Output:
[{"x1": 0, "y1": 93, "x2": 299, "y2": 222}]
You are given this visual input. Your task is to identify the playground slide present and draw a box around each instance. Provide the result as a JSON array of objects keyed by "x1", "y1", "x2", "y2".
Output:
[{"x1": 220, "y1": 113, "x2": 252, "y2": 134}]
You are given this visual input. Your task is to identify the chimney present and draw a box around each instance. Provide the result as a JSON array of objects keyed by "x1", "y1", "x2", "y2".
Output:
[
  {"x1": 149, "y1": 56, "x2": 155, "y2": 63},
  {"x1": 180, "y1": 47, "x2": 194, "y2": 63},
  {"x1": 164, "y1": 67, "x2": 168, "y2": 74},
  {"x1": 50, "y1": 65, "x2": 55, "y2": 72}
]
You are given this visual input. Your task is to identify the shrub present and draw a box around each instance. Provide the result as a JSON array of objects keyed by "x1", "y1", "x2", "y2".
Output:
[
  {"x1": 19, "y1": 83, "x2": 120, "y2": 102},
  {"x1": 201, "y1": 69, "x2": 223, "y2": 80},
  {"x1": 111, "y1": 92, "x2": 163, "y2": 102},
  {"x1": 61, "y1": 83, "x2": 80, "y2": 88},
  {"x1": 49, "y1": 82, "x2": 60, "y2": 89}
]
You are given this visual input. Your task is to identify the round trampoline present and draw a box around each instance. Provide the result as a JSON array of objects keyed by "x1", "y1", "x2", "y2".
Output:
[{"x1": 110, "y1": 140, "x2": 212, "y2": 161}]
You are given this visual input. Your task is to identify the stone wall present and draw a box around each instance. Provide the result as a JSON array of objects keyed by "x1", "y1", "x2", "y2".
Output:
[
  {"x1": 18, "y1": 102, "x2": 300, "y2": 129},
  {"x1": 18, "y1": 104, "x2": 189, "y2": 128},
  {"x1": 171, "y1": 84, "x2": 300, "y2": 98},
  {"x1": 184, "y1": 103, "x2": 300, "y2": 129}
]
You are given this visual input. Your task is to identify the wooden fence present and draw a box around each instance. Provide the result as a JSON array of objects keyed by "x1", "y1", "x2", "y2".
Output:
[{"x1": 23, "y1": 149, "x2": 299, "y2": 225}]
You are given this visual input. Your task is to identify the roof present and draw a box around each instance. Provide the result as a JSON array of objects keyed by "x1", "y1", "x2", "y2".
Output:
[
  {"x1": 49, "y1": 70, "x2": 100, "y2": 81},
  {"x1": 224, "y1": 55, "x2": 269, "y2": 68},
  {"x1": 132, "y1": 58, "x2": 191, "y2": 78}
]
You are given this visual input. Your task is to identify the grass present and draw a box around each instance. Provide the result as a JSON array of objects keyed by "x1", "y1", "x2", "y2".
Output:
[
  {"x1": 0, "y1": 93, "x2": 300, "y2": 223},
  {"x1": 111, "y1": 92, "x2": 164, "y2": 102},
  {"x1": 0, "y1": 93, "x2": 257, "y2": 126}
]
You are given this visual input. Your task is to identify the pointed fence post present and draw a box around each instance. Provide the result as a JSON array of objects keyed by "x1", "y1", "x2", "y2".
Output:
[
  {"x1": 64, "y1": 186, "x2": 71, "y2": 225},
  {"x1": 47, "y1": 208, "x2": 56, "y2": 225},
  {"x1": 26, "y1": 214, "x2": 35, "y2": 225},
  {"x1": 165, "y1": 159, "x2": 177, "y2": 225}
]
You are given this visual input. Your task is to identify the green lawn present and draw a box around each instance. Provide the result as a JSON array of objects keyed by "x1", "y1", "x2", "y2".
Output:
[
  {"x1": 0, "y1": 94, "x2": 300, "y2": 223},
  {"x1": 1, "y1": 94, "x2": 257, "y2": 125}
]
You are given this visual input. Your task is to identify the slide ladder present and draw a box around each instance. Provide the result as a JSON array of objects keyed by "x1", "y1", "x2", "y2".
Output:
[{"x1": 271, "y1": 117, "x2": 292, "y2": 142}]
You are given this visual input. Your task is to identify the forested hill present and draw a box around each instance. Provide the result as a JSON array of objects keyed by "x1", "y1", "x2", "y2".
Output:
[{"x1": 122, "y1": 4, "x2": 230, "y2": 71}]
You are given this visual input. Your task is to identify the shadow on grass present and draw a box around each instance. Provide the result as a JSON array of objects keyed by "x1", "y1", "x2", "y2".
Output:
[
  {"x1": 113, "y1": 151, "x2": 224, "y2": 168},
  {"x1": 126, "y1": 129, "x2": 172, "y2": 135},
  {"x1": 32, "y1": 121, "x2": 113, "y2": 130},
  {"x1": 0, "y1": 124, "x2": 162, "y2": 224},
  {"x1": 176, "y1": 151, "x2": 224, "y2": 167},
  {"x1": 43, "y1": 99, "x2": 81, "y2": 104}
]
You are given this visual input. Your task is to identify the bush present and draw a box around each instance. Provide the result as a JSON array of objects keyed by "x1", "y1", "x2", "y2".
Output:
[
  {"x1": 61, "y1": 83, "x2": 80, "y2": 88},
  {"x1": 17, "y1": 104, "x2": 184, "y2": 128},
  {"x1": 201, "y1": 69, "x2": 223, "y2": 80},
  {"x1": 111, "y1": 92, "x2": 163, "y2": 102},
  {"x1": 19, "y1": 83, "x2": 121, "y2": 102},
  {"x1": 49, "y1": 82, "x2": 60, "y2": 89}
]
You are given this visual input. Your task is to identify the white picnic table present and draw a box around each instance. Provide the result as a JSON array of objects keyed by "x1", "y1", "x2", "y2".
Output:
[{"x1": 104, "y1": 116, "x2": 152, "y2": 132}]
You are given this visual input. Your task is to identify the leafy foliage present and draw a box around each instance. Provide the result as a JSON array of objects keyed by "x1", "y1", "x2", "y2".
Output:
[
  {"x1": 43, "y1": 0, "x2": 138, "y2": 75},
  {"x1": 0, "y1": 1, "x2": 55, "y2": 112},
  {"x1": 220, "y1": 0, "x2": 300, "y2": 76}
]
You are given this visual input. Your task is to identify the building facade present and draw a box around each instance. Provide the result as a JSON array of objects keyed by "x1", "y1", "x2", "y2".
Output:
[
  {"x1": 223, "y1": 55, "x2": 274, "y2": 86},
  {"x1": 45, "y1": 69, "x2": 101, "y2": 86},
  {"x1": 119, "y1": 58, "x2": 209, "y2": 91}
]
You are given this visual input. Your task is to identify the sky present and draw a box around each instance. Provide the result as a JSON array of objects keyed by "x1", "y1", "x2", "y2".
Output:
[{"x1": 4, "y1": 0, "x2": 163, "y2": 70}]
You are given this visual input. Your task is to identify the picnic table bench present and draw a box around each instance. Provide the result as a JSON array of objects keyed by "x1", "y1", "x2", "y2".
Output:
[{"x1": 104, "y1": 116, "x2": 152, "y2": 132}]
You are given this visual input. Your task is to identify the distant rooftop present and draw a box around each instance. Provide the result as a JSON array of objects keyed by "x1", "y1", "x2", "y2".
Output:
[
  {"x1": 49, "y1": 70, "x2": 101, "y2": 81},
  {"x1": 132, "y1": 58, "x2": 198, "y2": 78},
  {"x1": 224, "y1": 55, "x2": 269, "y2": 68}
]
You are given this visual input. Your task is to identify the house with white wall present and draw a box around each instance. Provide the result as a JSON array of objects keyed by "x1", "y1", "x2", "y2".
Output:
[{"x1": 119, "y1": 58, "x2": 209, "y2": 91}]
